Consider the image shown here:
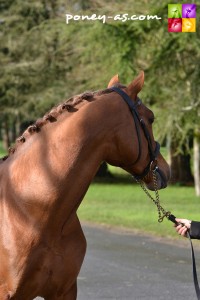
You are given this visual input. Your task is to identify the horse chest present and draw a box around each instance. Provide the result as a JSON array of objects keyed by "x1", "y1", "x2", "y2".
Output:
[{"x1": 7, "y1": 214, "x2": 86, "y2": 298}]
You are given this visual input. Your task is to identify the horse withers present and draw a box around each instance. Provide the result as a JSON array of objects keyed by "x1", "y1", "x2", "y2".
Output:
[{"x1": 0, "y1": 71, "x2": 170, "y2": 299}]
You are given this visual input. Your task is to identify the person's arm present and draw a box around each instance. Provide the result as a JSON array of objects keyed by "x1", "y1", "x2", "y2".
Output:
[{"x1": 175, "y1": 218, "x2": 200, "y2": 240}]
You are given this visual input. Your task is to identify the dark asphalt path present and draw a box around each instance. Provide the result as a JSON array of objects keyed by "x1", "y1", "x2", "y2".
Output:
[{"x1": 35, "y1": 223, "x2": 200, "y2": 300}]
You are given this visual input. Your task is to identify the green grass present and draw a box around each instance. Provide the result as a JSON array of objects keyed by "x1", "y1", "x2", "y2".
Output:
[
  {"x1": 78, "y1": 183, "x2": 199, "y2": 238},
  {"x1": 0, "y1": 141, "x2": 6, "y2": 158}
]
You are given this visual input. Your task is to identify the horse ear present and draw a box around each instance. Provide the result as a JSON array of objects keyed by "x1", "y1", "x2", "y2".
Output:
[
  {"x1": 127, "y1": 71, "x2": 144, "y2": 100},
  {"x1": 107, "y1": 74, "x2": 120, "y2": 88}
]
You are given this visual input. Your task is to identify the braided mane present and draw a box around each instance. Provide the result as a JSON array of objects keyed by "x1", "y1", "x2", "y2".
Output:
[{"x1": 1, "y1": 87, "x2": 116, "y2": 161}]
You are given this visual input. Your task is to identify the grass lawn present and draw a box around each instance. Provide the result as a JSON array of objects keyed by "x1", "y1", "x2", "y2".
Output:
[
  {"x1": 78, "y1": 183, "x2": 199, "y2": 238},
  {"x1": 0, "y1": 141, "x2": 6, "y2": 158}
]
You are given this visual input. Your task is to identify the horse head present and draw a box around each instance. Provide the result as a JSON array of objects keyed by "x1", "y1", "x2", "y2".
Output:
[{"x1": 105, "y1": 71, "x2": 170, "y2": 191}]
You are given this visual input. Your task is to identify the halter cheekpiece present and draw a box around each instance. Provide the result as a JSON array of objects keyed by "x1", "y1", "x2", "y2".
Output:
[{"x1": 110, "y1": 86, "x2": 161, "y2": 180}]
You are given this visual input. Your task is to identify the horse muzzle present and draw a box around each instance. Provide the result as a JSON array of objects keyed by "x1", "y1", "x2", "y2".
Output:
[{"x1": 145, "y1": 166, "x2": 168, "y2": 191}]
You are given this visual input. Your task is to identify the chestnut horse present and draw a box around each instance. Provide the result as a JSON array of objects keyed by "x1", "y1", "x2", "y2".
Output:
[{"x1": 0, "y1": 72, "x2": 170, "y2": 300}]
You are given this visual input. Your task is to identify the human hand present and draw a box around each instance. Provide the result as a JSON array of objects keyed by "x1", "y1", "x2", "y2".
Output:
[{"x1": 174, "y1": 218, "x2": 191, "y2": 237}]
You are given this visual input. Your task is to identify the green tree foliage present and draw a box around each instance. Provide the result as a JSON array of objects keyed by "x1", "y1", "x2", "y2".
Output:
[
  {"x1": 0, "y1": 0, "x2": 79, "y2": 122},
  {"x1": 142, "y1": 2, "x2": 200, "y2": 189},
  {"x1": 0, "y1": 0, "x2": 200, "y2": 191},
  {"x1": 0, "y1": 0, "x2": 153, "y2": 138}
]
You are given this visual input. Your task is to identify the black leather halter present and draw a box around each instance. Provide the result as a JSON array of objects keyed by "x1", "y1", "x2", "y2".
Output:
[{"x1": 110, "y1": 87, "x2": 160, "y2": 180}]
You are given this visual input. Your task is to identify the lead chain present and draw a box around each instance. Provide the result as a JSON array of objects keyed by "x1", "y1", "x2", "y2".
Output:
[{"x1": 134, "y1": 170, "x2": 171, "y2": 223}]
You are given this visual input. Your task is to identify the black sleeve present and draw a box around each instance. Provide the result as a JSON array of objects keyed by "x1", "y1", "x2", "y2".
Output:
[{"x1": 189, "y1": 221, "x2": 200, "y2": 239}]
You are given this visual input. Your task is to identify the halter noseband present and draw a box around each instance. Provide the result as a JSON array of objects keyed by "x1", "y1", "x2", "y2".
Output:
[{"x1": 110, "y1": 87, "x2": 160, "y2": 180}]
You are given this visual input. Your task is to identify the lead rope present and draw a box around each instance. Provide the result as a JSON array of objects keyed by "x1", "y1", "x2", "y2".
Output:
[{"x1": 134, "y1": 170, "x2": 200, "y2": 300}]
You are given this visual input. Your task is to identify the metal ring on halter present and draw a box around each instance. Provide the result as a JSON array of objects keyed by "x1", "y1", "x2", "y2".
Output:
[{"x1": 150, "y1": 160, "x2": 158, "y2": 172}]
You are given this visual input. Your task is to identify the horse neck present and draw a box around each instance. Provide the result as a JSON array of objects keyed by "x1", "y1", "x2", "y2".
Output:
[{"x1": 5, "y1": 96, "x2": 116, "y2": 230}]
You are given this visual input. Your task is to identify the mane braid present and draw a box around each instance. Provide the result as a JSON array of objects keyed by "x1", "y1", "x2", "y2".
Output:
[
  {"x1": 0, "y1": 85, "x2": 127, "y2": 162},
  {"x1": 1, "y1": 88, "x2": 116, "y2": 162}
]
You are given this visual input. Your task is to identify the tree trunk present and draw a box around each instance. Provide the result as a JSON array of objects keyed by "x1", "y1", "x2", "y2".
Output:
[
  {"x1": 194, "y1": 128, "x2": 200, "y2": 196},
  {"x1": 2, "y1": 117, "x2": 10, "y2": 150},
  {"x1": 169, "y1": 139, "x2": 193, "y2": 185}
]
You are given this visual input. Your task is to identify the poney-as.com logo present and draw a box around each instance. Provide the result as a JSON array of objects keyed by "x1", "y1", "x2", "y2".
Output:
[{"x1": 168, "y1": 4, "x2": 196, "y2": 32}]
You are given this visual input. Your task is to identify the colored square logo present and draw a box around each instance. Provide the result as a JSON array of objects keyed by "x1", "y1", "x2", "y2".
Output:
[
  {"x1": 168, "y1": 4, "x2": 196, "y2": 32},
  {"x1": 168, "y1": 4, "x2": 182, "y2": 18},
  {"x1": 168, "y1": 18, "x2": 182, "y2": 32},
  {"x1": 182, "y1": 4, "x2": 196, "y2": 18},
  {"x1": 182, "y1": 18, "x2": 196, "y2": 32}
]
